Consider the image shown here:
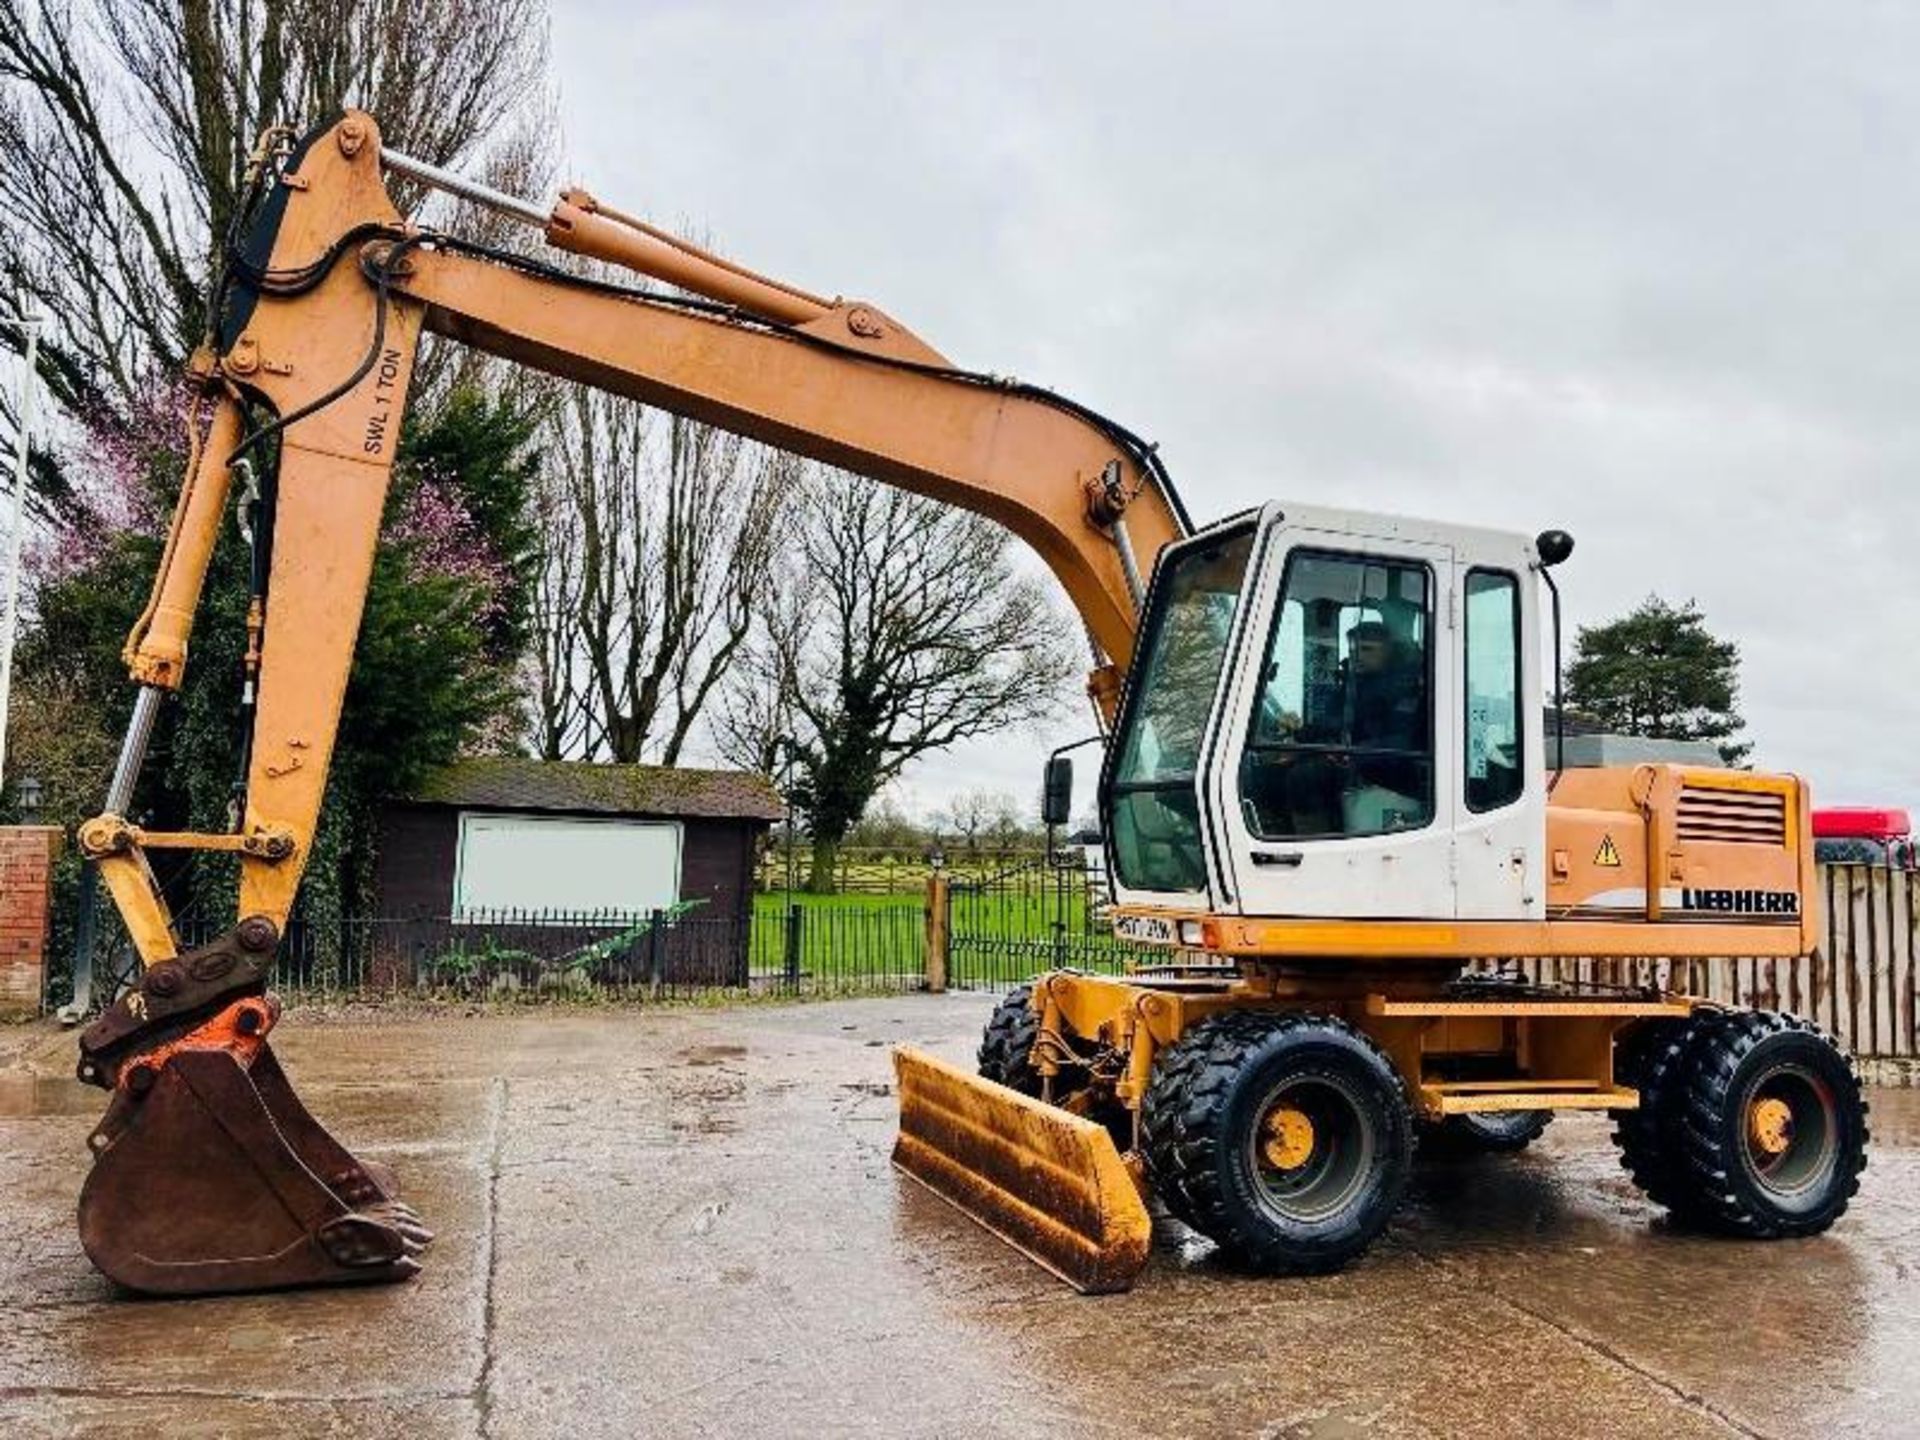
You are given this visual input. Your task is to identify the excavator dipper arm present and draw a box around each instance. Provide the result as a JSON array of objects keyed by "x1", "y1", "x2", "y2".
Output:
[{"x1": 73, "y1": 112, "x2": 1180, "y2": 1295}]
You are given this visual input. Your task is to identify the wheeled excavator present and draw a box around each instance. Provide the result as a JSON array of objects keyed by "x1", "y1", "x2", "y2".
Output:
[{"x1": 71, "y1": 112, "x2": 1866, "y2": 1296}]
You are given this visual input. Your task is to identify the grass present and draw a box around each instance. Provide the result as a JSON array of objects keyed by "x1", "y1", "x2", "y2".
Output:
[
  {"x1": 748, "y1": 881, "x2": 1158, "y2": 987},
  {"x1": 753, "y1": 890, "x2": 922, "y2": 916},
  {"x1": 747, "y1": 892, "x2": 925, "y2": 982},
  {"x1": 752, "y1": 885, "x2": 1109, "y2": 940}
]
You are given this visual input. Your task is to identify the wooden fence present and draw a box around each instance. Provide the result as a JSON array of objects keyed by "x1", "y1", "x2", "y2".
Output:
[{"x1": 1483, "y1": 863, "x2": 1918, "y2": 1068}]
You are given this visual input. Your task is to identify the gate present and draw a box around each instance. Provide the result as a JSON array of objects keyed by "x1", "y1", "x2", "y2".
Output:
[{"x1": 945, "y1": 848, "x2": 1164, "y2": 990}]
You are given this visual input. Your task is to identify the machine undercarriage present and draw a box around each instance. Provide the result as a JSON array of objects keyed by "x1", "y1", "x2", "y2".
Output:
[{"x1": 894, "y1": 958, "x2": 1868, "y2": 1293}]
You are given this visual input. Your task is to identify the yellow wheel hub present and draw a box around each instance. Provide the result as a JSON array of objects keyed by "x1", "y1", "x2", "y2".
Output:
[
  {"x1": 1261, "y1": 1104, "x2": 1317, "y2": 1171},
  {"x1": 1747, "y1": 1096, "x2": 1794, "y2": 1157}
]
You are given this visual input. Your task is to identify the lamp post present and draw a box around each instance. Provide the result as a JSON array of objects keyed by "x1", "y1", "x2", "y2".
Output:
[
  {"x1": 772, "y1": 736, "x2": 803, "y2": 988},
  {"x1": 14, "y1": 772, "x2": 42, "y2": 823},
  {"x1": 774, "y1": 735, "x2": 800, "y2": 899},
  {"x1": 0, "y1": 309, "x2": 43, "y2": 789}
]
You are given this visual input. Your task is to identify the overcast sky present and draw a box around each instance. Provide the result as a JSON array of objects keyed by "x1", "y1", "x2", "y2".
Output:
[{"x1": 549, "y1": 1, "x2": 1920, "y2": 822}]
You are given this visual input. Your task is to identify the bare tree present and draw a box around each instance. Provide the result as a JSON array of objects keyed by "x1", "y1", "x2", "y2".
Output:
[
  {"x1": 0, "y1": 0, "x2": 551, "y2": 450},
  {"x1": 720, "y1": 468, "x2": 1076, "y2": 892},
  {"x1": 939, "y1": 790, "x2": 1022, "y2": 852},
  {"x1": 714, "y1": 564, "x2": 810, "y2": 777},
  {"x1": 530, "y1": 389, "x2": 793, "y2": 764}
]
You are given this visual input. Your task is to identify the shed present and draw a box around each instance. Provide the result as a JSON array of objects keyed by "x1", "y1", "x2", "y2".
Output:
[{"x1": 373, "y1": 757, "x2": 785, "y2": 924}]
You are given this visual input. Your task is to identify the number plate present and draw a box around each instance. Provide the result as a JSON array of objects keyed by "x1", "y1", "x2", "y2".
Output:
[{"x1": 1112, "y1": 913, "x2": 1179, "y2": 945}]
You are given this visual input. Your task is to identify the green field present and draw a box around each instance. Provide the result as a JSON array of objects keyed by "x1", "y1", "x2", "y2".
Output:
[
  {"x1": 746, "y1": 891, "x2": 924, "y2": 985},
  {"x1": 752, "y1": 891, "x2": 921, "y2": 916},
  {"x1": 747, "y1": 884, "x2": 1152, "y2": 987}
]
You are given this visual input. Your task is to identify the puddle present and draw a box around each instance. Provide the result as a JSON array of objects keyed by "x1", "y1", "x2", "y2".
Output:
[
  {"x1": 680, "y1": 1044, "x2": 748, "y2": 1067},
  {"x1": 670, "y1": 1114, "x2": 740, "y2": 1136},
  {"x1": 1863, "y1": 1087, "x2": 1920, "y2": 1147},
  {"x1": 0, "y1": 1074, "x2": 98, "y2": 1118}
]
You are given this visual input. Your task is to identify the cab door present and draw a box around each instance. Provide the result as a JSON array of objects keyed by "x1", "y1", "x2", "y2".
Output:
[
  {"x1": 1209, "y1": 519, "x2": 1458, "y2": 920},
  {"x1": 1451, "y1": 559, "x2": 1545, "y2": 920}
]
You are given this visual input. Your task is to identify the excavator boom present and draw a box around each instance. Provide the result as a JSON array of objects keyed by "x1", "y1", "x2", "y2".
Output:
[{"x1": 75, "y1": 112, "x2": 1178, "y2": 1295}]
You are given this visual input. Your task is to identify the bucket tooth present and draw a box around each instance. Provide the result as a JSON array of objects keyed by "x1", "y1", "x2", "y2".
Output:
[
  {"x1": 78, "y1": 1025, "x2": 430, "y2": 1296},
  {"x1": 891, "y1": 1045, "x2": 1150, "y2": 1294},
  {"x1": 247, "y1": 1043, "x2": 427, "y2": 1227}
]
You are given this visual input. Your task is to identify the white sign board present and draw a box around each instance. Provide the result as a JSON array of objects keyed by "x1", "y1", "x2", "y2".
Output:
[{"x1": 454, "y1": 813, "x2": 683, "y2": 917}]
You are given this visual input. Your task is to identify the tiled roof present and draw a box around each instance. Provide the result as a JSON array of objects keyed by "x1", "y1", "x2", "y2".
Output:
[{"x1": 405, "y1": 757, "x2": 785, "y2": 822}]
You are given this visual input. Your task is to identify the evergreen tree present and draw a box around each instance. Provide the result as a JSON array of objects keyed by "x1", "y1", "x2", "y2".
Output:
[{"x1": 1565, "y1": 596, "x2": 1750, "y2": 765}]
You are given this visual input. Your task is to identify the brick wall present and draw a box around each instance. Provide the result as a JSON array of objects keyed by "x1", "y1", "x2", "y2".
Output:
[{"x1": 0, "y1": 826, "x2": 61, "y2": 1018}]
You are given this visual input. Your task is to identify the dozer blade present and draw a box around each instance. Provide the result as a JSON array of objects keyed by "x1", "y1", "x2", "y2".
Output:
[
  {"x1": 891, "y1": 1046, "x2": 1150, "y2": 1294},
  {"x1": 78, "y1": 996, "x2": 432, "y2": 1296}
]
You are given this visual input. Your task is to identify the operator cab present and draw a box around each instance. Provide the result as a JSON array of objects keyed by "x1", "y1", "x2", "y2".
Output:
[{"x1": 1095, "y1": 502, "x2": 1553, "y2": 924}]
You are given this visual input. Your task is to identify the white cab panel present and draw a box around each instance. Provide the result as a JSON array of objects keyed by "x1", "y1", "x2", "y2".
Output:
[{"x1": 1210, "y1": 511, "x2": 1457, "y2": 919}]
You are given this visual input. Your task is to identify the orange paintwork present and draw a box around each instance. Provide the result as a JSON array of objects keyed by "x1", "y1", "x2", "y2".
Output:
[
  {"x1": 1546, "y1": 766, "x2": 1807, "y2": 919},
  {"x1": 547, "y1": 191, "x2": 831, "y2": 327},
  {"x1": 402, "y1": 247, "x2": 1168, "y2": 668},
  {"x1": 113, "y1": 996, "x2": 277, "y2": 1090},
  {"x1": 892, "y1": 1045, "x2": 1151, "y2": 1293},
  {"x1": 123, "y1": 399, "x2": 242, "y2": 689}
]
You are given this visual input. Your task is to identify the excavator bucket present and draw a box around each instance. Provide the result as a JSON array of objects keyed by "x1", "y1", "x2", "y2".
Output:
[
  {"x1": 75, "y1": 960, "x2": 431, "y2": 1296},
  {"x1": 891, "y1": 1046, "x2": 1151, "y2": 1294}
]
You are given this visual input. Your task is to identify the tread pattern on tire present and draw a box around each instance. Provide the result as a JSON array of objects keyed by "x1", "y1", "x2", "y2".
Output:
[
  {"x1": 977, "y1": 984, "x2": 1043, "y2": 1095},
  {"x1": 1428, "y1": 1109, "x2": 1552, "y2": 1155},
  {"x1": 1674, "y1": 1010, "x2": 1869, "y2": 1238},
  {"x1": 1137, "y1": 1016, "x2": 1218, "y2": 1230},
  {"x1": 1610, "y1": 1014, "x2": 1715, "y2": 1216},
  {"x1": 1141, "y1": 1010, "x2": 1413, "y2": 1274}
]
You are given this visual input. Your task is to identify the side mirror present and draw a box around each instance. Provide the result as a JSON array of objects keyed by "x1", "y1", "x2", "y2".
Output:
[
  {"x1": 1535, "y1": 529, "x2": 1575, "y2": 568},
  {"x1": 1042, "y1": 756, "x2": 1073, "y2": 828}
]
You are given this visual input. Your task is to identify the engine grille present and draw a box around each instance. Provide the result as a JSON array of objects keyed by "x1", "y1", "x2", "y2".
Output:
[{"x1": 1676, "y1": 786, "x2": 1787, "y2": 846}]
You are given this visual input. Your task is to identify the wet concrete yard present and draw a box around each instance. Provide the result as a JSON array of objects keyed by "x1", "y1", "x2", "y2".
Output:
[{"x1": 1, "y1": 994, "x2": 1915, "y2": 1438}]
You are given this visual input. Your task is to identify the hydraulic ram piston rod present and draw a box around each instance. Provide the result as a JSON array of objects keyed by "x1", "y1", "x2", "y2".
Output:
[
  {"x1": 378, "y1": 148, "x2": 831, "y2": 325},
  {"x1": 106, "y1": 686, "x2": 164, "y2": 814},
  {"x1": 380, "y1": 148, "x2": 548, "y2": 228}
]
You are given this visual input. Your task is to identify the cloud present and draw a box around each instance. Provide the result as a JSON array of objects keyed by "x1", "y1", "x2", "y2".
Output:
[{"x1": 550, "y1": 0, "x2": 1920, "y2": 813}]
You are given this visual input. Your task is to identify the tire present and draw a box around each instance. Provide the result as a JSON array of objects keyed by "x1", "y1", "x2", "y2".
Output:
[
  {"x1": 1610, "y1": 1014, "x2": 1714, "y2": 1219},
  {"x1": 977, "y1": 984, "x2": 1085, "y2": 1104},
  {"x1": 1426, "y1": 1109, "x2": 1553, "y2": 1155},
  {"x1": 1671, "y1": 1011, "x2": 1868, "y2": 1238},
  {"x1": 1142, "y1": 1011, "x2": 1414, "y2": 1275}
]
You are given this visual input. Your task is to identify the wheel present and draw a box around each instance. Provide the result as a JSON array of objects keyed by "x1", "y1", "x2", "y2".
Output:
[
  {"x1": 1610, "y1": 1014, "x2": 1714, "y2": 1218},
  {"x1": 1671, "y1": 1011, "x2": 1868, "y2": 1237},
  {"x1": 977, "y1": 983, "x2": 1084, "y2": 1104},
  {"x1": 977, "y1": 984, "x2": 1042, "y2": 1095},
  {"x1": 1425, "y1": 1109, "x2": 1553, "y2": 1155},
  {"x1": 1142, "y1": 1011, "x2": 1414, "y2": 1275}
]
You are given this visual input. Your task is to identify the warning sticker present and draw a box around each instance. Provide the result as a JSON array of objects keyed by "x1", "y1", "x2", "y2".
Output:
[{"x1": 1594, "y1": 835, "x2": 1622, "y2": 868}]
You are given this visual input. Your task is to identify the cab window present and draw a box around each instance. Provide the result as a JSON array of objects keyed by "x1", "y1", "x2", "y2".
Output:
[
  {"x1": 1464, "y1": 569, "x2": 1523, "y2": 812},
  {"x1": 1108, "y1": 527, "x2": 1256, "y2": 892},
  {"x1": 1238, "y1": 552, "x2": 1433, "y2": 839}
]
